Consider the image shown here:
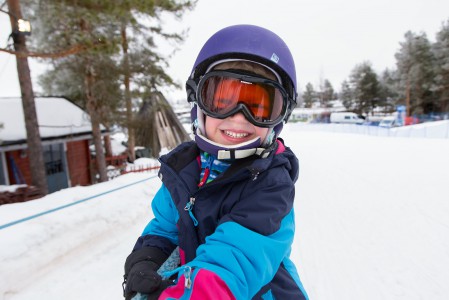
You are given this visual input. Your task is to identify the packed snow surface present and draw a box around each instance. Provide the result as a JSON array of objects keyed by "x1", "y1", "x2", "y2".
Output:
[{"x1": 1, "y1": 123, "x2": 449, "y2": 300}]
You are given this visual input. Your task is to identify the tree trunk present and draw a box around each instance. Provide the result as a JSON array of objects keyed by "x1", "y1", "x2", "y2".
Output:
[
  {"x1": 104, "y1": 133, "x2": 113, "y2": 157},
  {"x1": 121, "y1": 24, "x2": 135, "y2": 162},
  {"x1": 91, "y1": 113, "x2": 108, "y2": 182},
  {"x1": 7, "y1": 0, "x2": 48, "y2": 195},
  {"x1": 85, "y1": 64, "x2": 108, "y2": 182}
]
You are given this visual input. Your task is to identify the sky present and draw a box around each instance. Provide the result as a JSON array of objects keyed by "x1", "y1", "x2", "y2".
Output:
[
  {"x1": 1, "y1": 0, "x2": 449, "y2": 100},
  {"x1": 1, "y1": 121, "x2": 449, "y2": 299}
]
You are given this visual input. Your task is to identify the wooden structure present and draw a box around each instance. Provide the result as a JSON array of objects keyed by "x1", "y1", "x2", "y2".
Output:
[{"x1": 135, "y1": 92, "x2": 191, "y2": 157}]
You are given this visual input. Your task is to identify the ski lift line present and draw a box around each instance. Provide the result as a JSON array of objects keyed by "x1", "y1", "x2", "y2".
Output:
[
  {"x1": 0, "y1": 175, "x2": 158, "y2": 230},
  {"x1": 0, "y1": 53, "x2": 12, "y2": 78},
  {"x1": 38, "y1": 124, "x2": 91, "y2": 128}
]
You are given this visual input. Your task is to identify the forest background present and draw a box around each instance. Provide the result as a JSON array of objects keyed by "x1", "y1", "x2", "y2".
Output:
[{"x1": 1, "y1": 0, "x2": 449, "y2": 195}]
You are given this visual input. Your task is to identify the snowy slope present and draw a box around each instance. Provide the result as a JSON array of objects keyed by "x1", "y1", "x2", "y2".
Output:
[
  {"x1": 288, "y1": 127, "x2": 449, "y2": 300},
  {"x1": 1, "y1": 123, "x2": 449, "y2": 300},
  {"x1": 0, "y1": 173, "x2": 161, "y2": 299}
]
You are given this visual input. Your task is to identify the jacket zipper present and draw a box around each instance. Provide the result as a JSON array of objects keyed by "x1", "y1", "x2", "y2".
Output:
[
  {"x1": 184, "y1": 197, "x2": 198, "y2": 226},
  {"x1": 161, "y1": 158, "x2": 259, "y2": 228},
  {"x1": 188, "y1": 155, "x2": 215, "y2": 225},
  {"x1": 184, "y1": 266, "x2": 192, "y2": 289},
  {"x1": 186, "y1": 167, "x2": 254, "y2": 226},
  {"x1": 160, "y1": 164, "x2": 200, "y2": 227}
]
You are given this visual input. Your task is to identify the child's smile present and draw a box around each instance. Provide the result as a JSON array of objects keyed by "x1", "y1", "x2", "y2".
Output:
[
  {"x1": 223, "y1": 130, "x2": 249, "y2": 139},
  {"x1": 205, "y1": 112, "x2": 269, "y2": 146}
]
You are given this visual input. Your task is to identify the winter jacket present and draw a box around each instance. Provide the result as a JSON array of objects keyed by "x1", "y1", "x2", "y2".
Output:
[{"x1": 133, "y1": 139, "x2": 309, "y2": 299}]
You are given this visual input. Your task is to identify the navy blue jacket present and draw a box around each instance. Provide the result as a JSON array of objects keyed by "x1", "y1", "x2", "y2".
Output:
[{"x1": 134, "y1": 140, "x2": 308, "y2": 299}]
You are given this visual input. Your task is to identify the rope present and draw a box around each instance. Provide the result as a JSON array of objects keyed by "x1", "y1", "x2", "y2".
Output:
[{"x1": 0, "y1": 175, "x2": 158, "y2": 230}]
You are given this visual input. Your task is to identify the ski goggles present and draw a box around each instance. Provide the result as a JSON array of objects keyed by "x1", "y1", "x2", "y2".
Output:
[{"x1": 195, "y1": 70, "x2": 289, "y2": 127}]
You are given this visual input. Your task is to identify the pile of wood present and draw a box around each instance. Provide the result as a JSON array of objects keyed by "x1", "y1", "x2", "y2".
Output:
[{"x1": 0, "y1": 186, "x2": 44, "y2": 205}]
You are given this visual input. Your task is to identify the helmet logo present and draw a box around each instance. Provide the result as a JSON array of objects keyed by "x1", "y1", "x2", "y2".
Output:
[{"x1": 270, "y1": 53, "x2": 280, "y2": 63}]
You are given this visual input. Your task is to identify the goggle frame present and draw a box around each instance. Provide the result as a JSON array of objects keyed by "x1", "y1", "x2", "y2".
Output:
[{"x1": 195, "y1": 70, "x2": 289, "y2": 128}]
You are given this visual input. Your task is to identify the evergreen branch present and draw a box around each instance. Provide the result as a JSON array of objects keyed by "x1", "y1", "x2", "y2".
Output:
[{"x1": 0, "y1": 41, "x2": 107, "y2": 58}]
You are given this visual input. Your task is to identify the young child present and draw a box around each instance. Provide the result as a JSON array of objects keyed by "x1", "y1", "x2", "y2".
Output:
[{"x1": 123, "y1": 24, "x2": 309, "y2": 300}]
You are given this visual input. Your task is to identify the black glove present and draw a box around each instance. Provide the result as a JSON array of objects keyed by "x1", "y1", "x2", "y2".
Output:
[
  {"x1": 146, "y1": 279, "x2": 175, "y2": 300},
  {"x1": 123, "y1": 247, "x2": 168, "y2": 300}
]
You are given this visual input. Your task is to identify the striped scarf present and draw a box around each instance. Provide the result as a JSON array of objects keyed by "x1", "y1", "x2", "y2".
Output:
[{"x1": 198, "y1": 152, "x2": 231, "y2": 187}]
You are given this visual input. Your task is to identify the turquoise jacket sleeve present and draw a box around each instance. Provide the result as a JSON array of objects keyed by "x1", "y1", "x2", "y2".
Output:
[
  {"x1": 188, "y1": 209, "x2": 296, "y2": 299},
  {"x1": 159, "y1": 209, "x2": 296, "y2": 300},
  {"x1": 141, "y1": 184, "x2": 179, "y2": 246}
]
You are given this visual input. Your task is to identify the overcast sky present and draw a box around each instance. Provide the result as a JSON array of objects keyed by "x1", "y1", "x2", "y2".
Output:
[{"x1": 1, "y1": 0, "x2": 449, "y2": 101}]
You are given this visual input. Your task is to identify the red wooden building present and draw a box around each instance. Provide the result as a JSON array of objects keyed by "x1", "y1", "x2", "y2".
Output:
[{"x1": 1, "y1": 97, "x2": 101, "y2": 194}]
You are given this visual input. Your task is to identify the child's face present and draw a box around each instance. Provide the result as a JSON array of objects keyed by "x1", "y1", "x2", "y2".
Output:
[{"x1": 204, "y1": 62, "x2": 276, "y2": 146}]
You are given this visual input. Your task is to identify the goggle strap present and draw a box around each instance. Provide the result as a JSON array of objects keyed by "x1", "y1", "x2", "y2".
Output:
[
  {"x1": 186, "y1": 78, "x2": 198, "y2": 103},
  {"x1": 217, "y1": 148, "x2": 270, "y2": 160}
]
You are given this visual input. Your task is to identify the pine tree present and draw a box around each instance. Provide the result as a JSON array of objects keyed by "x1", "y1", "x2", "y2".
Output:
[
  {"x1": 432, "y1": 19, "x2": 449, "y2": 112},
  {"x1": 395, "y1": 31, "x2": 437, "y2": 115},
  {"x1": 26, "y1": 0, "x2": 196, "y2": 181},
  {"x1": 378, "y1": 68, "x2": 399, "y2": 113},
  {"x1": 6, "y1": 0, "x2": 48, "y2": 194},
  {"x1": 321, "y1": 79, "x2": 335, "y2": 107},
  {"x1": 349, "y1": 61, "x2": 380, "y2": 115},
  {"x1": 340, "y1": 80, "x2": 354, "y2": 111},
  {"x1": 302, "y1": 83, "x2": 316, "y2": 108},
  {"x1": 117, "y1": 1, "x2": 194, "y2": 161}
]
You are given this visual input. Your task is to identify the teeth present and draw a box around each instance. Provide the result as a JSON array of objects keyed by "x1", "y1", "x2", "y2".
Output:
[{"x1": 224, "y1": 130, "x2": 249, "y2": 138}]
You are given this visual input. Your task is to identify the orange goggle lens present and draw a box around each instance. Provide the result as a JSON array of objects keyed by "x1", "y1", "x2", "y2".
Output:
[{"x1": 198, "y1": 73, "x2": 286, "y2": 126}]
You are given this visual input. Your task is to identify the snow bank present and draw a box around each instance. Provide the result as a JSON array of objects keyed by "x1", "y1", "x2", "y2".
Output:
[{"x1": 295, "y1": 120, "x2": 449, "y2": 139}]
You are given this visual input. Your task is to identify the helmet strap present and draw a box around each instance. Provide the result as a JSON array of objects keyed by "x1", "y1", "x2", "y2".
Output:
[{"x1": 195, "y1": 132, "x2": 271, "y2": 160}]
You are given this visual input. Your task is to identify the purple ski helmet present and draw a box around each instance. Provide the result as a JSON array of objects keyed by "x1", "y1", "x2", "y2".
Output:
[
  {"x1": 188, "y1": 24, "x2": 297, "y2": 109},
  {"x1": 186, "y1": 25, "x2": 298, "y2": 159}
]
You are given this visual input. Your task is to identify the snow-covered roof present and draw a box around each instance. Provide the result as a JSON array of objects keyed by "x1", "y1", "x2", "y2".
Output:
[{"x1": 0, "y1": 97, "x2": 95, "y2": 145}]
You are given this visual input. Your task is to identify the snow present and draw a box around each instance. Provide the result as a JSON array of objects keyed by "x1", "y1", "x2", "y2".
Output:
[
  {"x1": 0, "y1": 185, "x2": 26, "y2": 193},
  {"x1": 294, "y1": 119, "x2": 449, "y2": 139},
  {"x1": 0, "y1": 97, "x2": 94, "y2": 142},
  {"x1": 109, "y1": 138, "x2": 128, "y2": 156},
  {"x1": 131, "y1": 158, "x2": 159, "y2": 167},
  {"x1": 1, "y1": 123, "x2": 449, "y2": 300}
]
